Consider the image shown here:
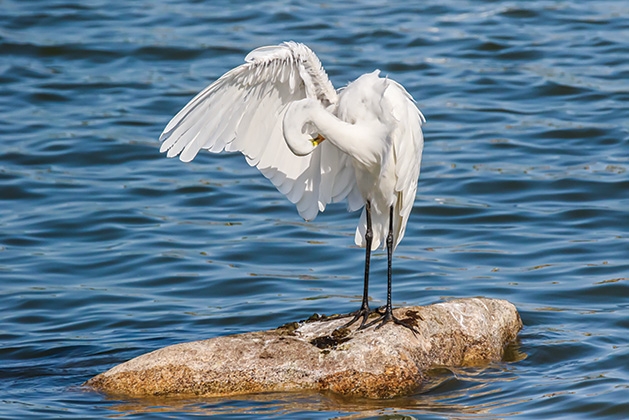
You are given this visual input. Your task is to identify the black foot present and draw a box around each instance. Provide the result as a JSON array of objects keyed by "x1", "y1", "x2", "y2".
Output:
[
  {"x1": 363, "y1": 309, "x2": 420, "y2": 335},
  {"x1": 338, "y1": 305, "x2": 373, "y2": 330}
]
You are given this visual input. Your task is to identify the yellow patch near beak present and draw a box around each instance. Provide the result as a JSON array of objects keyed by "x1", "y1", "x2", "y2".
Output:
[{"x1": 311, "y1": 133, "x2": 325, "y2": 147}]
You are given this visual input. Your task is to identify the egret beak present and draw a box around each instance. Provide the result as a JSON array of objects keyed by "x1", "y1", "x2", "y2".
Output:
[{"x1": 311, "y1": 133, "x2": 325, "y2": 147}]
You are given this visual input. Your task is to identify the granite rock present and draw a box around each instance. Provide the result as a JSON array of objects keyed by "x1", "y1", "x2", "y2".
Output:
[{"x1": 86, "y1": 297, "x2": 522, "y2": 399}]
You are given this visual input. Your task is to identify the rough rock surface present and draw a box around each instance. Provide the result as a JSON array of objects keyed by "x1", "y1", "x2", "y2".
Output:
[{"x1": 86, "y1": 298, "x2": 521, "y2": 399}]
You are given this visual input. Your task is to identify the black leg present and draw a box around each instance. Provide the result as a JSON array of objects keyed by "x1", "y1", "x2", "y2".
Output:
[
  {"x1": 382, "y1": 205, "x2": 395, "y2": 322},
  {"x1": 339, "y1": 200, "x2": 373, "y2": 329},
  {"x1": 364, "y1": 205, "x2": 419, "y2": 334}
]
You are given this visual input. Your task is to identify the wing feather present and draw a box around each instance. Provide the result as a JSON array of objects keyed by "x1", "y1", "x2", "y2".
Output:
[
  {"x1": 384, "y1": 79, "x2": 426, "y2": 248},
  {"x1": 160, "y1": 42, "x2": 359, "y2": 221}
]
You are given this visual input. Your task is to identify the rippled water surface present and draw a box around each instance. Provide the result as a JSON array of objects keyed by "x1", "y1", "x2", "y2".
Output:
[{"x1": 2, "y1": 0, "x2": 628, "y2": 418}]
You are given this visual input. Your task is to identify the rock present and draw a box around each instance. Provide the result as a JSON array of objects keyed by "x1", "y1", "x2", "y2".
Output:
[{"x1": 85, "y1": 298, "x2": 521, "y2": 399}]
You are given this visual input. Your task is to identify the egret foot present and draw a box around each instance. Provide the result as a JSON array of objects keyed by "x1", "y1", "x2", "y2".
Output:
[
  {"x1": 334, "y1": 303, "x2": 386, "y2": 331},
  {"x1": 338, "y1": 306, "x2": 372, "y2": 330},
  {"x1": 363, "y1": 307, "x2": 420, "y2": 335}
]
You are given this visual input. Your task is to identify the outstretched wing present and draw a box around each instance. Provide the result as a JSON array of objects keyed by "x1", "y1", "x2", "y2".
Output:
[
  {"x1": 159, "y1": 42, "x2": 361, "y2": 221},
  {"x1": 386, "y1": 79, "x2": 426, "y2": 249}
]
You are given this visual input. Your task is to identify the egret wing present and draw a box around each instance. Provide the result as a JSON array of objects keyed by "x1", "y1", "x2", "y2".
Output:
[{"x1": 159, "y1": 42, "x2": 359, "y2": 221}]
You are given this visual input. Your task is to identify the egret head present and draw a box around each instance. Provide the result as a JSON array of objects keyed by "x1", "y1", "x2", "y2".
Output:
[{"x1": 283, "y1": 98, "x2": 325, "y2": 156}]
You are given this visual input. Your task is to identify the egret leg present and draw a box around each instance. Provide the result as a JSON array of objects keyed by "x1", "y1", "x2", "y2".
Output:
[
  {"x1": 363, "y1": 205, "x2": 419, "y2": 334},
  {"x1": 339, "y1": 201, "x2": 374, "y2": 329}
]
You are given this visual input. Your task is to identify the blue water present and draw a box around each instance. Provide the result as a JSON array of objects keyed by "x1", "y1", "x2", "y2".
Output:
[{"x1": 1, "y1": 0, "x2": 628, "y2": 418}]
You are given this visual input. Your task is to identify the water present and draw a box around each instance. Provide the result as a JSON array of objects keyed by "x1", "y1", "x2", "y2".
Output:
[{"x1": 1, "y1": 0, "x2": 628, "y2": 418}]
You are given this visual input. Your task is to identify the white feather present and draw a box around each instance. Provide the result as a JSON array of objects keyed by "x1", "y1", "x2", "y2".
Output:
[
  {"x1": 160, "y1": 42, "x2": 425, "y2": 251},
  {"x1": 160, "y1": 42, "x2": 355, "y2": 221}
]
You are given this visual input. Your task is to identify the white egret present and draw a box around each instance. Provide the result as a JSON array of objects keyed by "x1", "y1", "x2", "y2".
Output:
[{"x1": 160, "y1": 42, "x2": 425, "y2": 331}]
